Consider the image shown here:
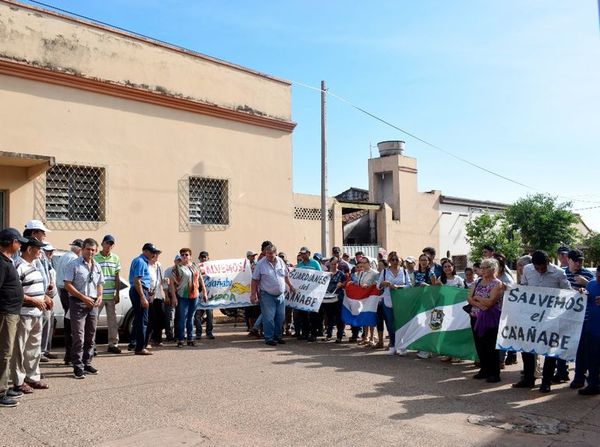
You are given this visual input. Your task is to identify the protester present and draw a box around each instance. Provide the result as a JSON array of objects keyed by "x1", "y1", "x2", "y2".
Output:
[
  {"x1": 331, "y1": 246, "x2": 350, "y2": 273},
  {"x1": 148, "y1": 251, "x2": 166, "y2": 347},
  {"x1": 464, "y1": 267, "x2": 478, "y2": 289},
  {"x1": 466, "y1": 257, "x2": 504, "y2": 383},
  {"x1": 404, "y1": 256, "x2": 416, "y2": 286},
  {"x1": 250, "y1": 243, "x2": 295, "y2": 346},
  {"x1": 94, "y1": 235, "x2": 122, "y2": 354},
  {"x1": 578, "y1": 265, "x2": 600, "y2": 395},
  {"x1": 515, "y1": 255, "x2": 532, "y2": 285},
  {"x1": 171, "y1": 248, "x2": 206, "y2": 348},
  {"x1": 322, "y1": 257, "x2": 346, "y2": 342},
  {"x1": 414, "y1": 254, "x2": 437, "y2": 288},
  {"x1": 493, "y1": 253, "x2": 517, "y2": 367},
  {"x1": 348, "y1": 257, "x2": 379, "y2": 344},
  {"x1": 422, "y1": 247, "x2": 443, "y2": 278},
  {"x1": 295, "y1": 247, "x2": 322, "y2": 341},
  {"x1": 378, "y1": 252, "x2": 410, "y2": 355},
  {"x1": 129, "y1": 243, "x2": 160, "y2": 355},
  {"x1": 556, "y1": 246, "x2": 570, "y2": 268},
  {"x1": 194, "y1": 251, "x2": 214, "y2": 340},
  {"x1": 63, "y1": 238, "x2": 104, "y2": 379},
  {"x1": 161, "y1": 255, "x2": 180, "y2": 342},
  {"x1": 0, "y1": 228, "x2": 27, "y2": 407},
  {"x1": 437, "y1": 259, "x2": 465, "y2": 362},
  {"x1": 513, "y1": 250, "x2": 571, "y2": 392},
  {"x1": 11, "y1": 238, "x2": 51, "y2": 393},
  {"x1": 55, "y1": 239, "x2": 83, "y2": 364}
]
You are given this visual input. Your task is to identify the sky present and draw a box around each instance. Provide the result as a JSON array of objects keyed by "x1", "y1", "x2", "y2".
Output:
[{"x1": 22, "y1": 0, "x2": 600, "y2": 231}]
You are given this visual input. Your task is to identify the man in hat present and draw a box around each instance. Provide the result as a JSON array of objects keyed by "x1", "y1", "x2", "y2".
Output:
[
  {"x1": 94, "y1": 235, "x2": 122, "y2": 354},
  {"x1": 295, "y1": 247, "x2": 321, "y2": 341},
  {"x1": 0, "y1": 228, "x2": 27, "y2": 407},
  {"x1": 556, "y1": 246, "x2": 570, "y2": 268},
  {"x1": 55, "y1": 239, "x2": 83, "y2": 364},
  {"x1": 11, "y1": 238, "x2": 52, "y2": 393}
]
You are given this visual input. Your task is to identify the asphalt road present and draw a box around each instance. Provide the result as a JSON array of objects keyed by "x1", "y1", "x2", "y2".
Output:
[{"x1": 2, "y1": 324, "x2": 599, "y2": 447}]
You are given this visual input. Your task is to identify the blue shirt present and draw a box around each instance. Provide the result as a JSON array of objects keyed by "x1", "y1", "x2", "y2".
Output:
[
  {"x1": 584, "y1": 279, "x2": 600, "y2": 336},
  {"x1": 129, "y1": 254, "x2": 151, "y2": 289},
  {"x1": 296, "y1": 259, "x2": 322, "y2": 271}
]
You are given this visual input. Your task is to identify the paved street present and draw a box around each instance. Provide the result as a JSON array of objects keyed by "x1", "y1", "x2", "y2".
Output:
[{"x1": 2, "y1": 324, "x2": 599, "y2": 447}]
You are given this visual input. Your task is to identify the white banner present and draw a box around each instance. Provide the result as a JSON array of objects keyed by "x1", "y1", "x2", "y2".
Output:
[
  {"x1": 197, "y1": 259, "x2": 253, "y2": 309},
  {"x1": 285, "y1": 268, "x2": 331, "y2": 313},
  {"x1": 496, "y1": 285, "x2": 587, "y2": 361}
]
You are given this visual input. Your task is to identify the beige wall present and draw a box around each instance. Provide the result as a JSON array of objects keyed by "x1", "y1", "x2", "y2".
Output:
[{"x1": 0, "y1": 1, "x2": 291, "y2": 121}]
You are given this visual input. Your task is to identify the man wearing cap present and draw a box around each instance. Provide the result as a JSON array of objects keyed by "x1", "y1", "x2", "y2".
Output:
[
  {"x1": 330, "y1": 247, "x2": 350, "y2": 274},
  {"x1": 565, "y1": 249, "x2": 594, "y2": 389},
  {"x1": 55, "y1": 239, "x2": 83, "y2": 364},
  {"x1": 94, "y1": 235, "x2": 122, "y2": 354},
  {"x1": 11, "y1": 238, "x2": 52, "y2": 393},
  {"x1": 195, "y1": 250, "x2": 214, "y2": 340},
  {"x1": 246, "y1": 250, "x2": 258, "y2": 270},
  {"x1": 23, "y1": 220, "x2": 55, "y2": 363},
  {"x1": 0, "y1": 228, "x2": 27, "y2": 407},
  {"x1": 128, "y1": 243, "x2": 159, "y2": 355},
  {"x1": 556, "y1": 246, "x2": 570, "y2": 269},
  {"x1": 295, "y1": 247, "x2": 322, "y2": 342},
  {"x1": 63, "y1": 238, "x2": 104, "y2": 379}
]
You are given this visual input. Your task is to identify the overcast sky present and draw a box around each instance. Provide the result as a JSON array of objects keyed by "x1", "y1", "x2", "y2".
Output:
[{"x1": 23, "y1": 0, "x2": 600, "y2": 231}]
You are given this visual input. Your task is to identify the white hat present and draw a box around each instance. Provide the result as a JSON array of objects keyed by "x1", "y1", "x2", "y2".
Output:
[
  {"x1": 43, "y1": 243, "x2": 55, "y2": 251},
  {"x1": 24, "y1": 219, "x2": 50, "y2": 233}
]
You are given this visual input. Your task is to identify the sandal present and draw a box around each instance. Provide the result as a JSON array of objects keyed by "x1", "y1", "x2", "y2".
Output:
[
  {"x1": 24, "y1": 380, "x2": 49, "y2": 390},
  {"x1": 14, "y1": 383, "x2": 34, "y2": 394}
]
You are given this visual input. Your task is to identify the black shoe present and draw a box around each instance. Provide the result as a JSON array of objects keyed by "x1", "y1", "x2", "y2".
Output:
[
  {"x1": 512, "y1": 379, "x2": 535, "y2": 388},
  {"x1": 275, "y1": 338, "x2": 286, "y2": 344},
  {"x1": 127, "y1": 345, "x2": 135, "y2": 352},
  {"x1": 0, "y1": 394, "x2": 19, "y2": 407},
  {"x1": 335, "y1": 338, "x2": 342, "y2": 344},
  {"x1": 107, "y1": 346, "x2": 122, "y2": 354},
  {"x1": 73, "y1": 368, "x2": 85, "y2": 379},
  {"x1": 6, "y1": 389, "x2": 23, "y2": 399},
  {"x1": 486, "y1": 376, "x2": 501, "y2": 383},
  {"x1": 177, "y1": 341, "x2": 184, "y2": 348},
  {"x1": 578, "y1": 386, "x2": 600, "y2": 396},
  {"x1": 207, "y1": 334, "x2": 215, "y2": 340},
  {"x1": 265, "y1": 340, "x2": 277, "y2": 346},
  {"x1": 539, "y1": 382, "x2": 551, "y2": 393},
  {"x1": 504, "y1": 356, "x2": 518, "y2": 366},
  {"x1": 307, "y1": 336, "x2": 317, "y2": 342},
  {"x1": 551, "y1": 373, "x2": 569, "y2": 384},
  {"x1": 569, "y1": 379, "x2": 586, "y2": 389},
  {"x1": 43, "y1": 352, "x2": 58, "y2": 359},
  {"x1": 187, "y1": 341, "x2": 196, "y2": 347},
  {"x1": 473, "y1": 371, "x2": 487, "y2": 380},
  {"x1": 83, "y1": 365, "x2": 98, "y2": 375},
  {"x1": 349, "y1": 337, "x2": 358, "y2": 343}
]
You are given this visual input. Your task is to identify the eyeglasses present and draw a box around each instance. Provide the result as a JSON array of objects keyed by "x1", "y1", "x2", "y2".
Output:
[{"x1": 181, "y1": 253, "x2": 190, "y2": 257}]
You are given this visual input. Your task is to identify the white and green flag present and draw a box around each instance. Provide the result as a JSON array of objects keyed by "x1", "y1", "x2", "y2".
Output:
[{"x1": 393, "y1": 286, "x2": 477, "y2": 360}]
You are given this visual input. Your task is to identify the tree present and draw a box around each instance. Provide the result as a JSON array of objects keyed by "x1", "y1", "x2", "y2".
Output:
[
  {"x1": 465, "y1": 212, "x2": 522, "y2": 262},
  {"x1": 582, "y1": 232, "x2": 600, "y2": 266},
  {"x1": 504, "y1": 194, "x2": 578, "y2": 254}
]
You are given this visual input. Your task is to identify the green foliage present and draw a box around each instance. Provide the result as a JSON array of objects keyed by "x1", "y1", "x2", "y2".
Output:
[
  {"x1": 504, "y1": 194, "x2": 578, "y2": 254},
  {"x1": 582, "y1": 232, "x2": 600, "y2": 266},
  {"x1": 465, "y1": 213, "x2": 522, "y2": 262}
]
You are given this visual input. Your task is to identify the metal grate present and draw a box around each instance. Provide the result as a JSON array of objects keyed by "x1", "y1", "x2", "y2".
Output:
[
  {"x1": 45, "y1": 164, "x2": 105, "y2": 222},
  {"x1": 294, "y1": 207, "x2": 333, "y2": 221},
  {"x1": 189, "y1": 177, "x2": 229, "y2": 226}
]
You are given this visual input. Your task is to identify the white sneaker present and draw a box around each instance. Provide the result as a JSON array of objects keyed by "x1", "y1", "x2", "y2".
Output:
[
  {"x1": 386, "y1": 347, "x2": 396, "y2": 355},
  {"x1": 396, "y1": 348, "x2": 408, "y2": 356},
  {"x1": 417, "y1": 351, "x2": 431, "y2": 359}
]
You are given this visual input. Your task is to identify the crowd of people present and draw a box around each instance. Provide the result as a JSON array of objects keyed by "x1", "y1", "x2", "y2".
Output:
[{"x1": 1, "y1": 222, "x2": 599, "y2": 409}]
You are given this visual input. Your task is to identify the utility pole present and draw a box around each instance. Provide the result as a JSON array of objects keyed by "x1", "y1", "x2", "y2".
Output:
[{"x1": 320, "y1": 80, "x2": 328, "y2": 257}]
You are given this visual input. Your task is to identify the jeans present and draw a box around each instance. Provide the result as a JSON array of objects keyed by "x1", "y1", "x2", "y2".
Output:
[
  {"x1": 194, "y1": 308, "x2": 213, "y2": 338},
  {"x1": 382, "y1": 304, "x2": 395, "y2": 348},
  {"x1": 129, "y1": 288, "x2": 149, "y2": 352},
  {"x1": 149, "y1": 299, "x2": 165, "y2": 343},
  {"x1": 59, "y1": 288, "x2": 72, "y2": 362},
  {"x1": 583, "y1": 328, "x2": 600, "y2": 388},
  {"x1": 322, "y1": 302, "x2": 338, "y2": 338},
  {"x1": 176, "y1": 296, "x2": 198, "y2": 341},
  {"x1": 164, "y1": 301, "x2": 176, "y2": 340},
  {"x1": 259, "y1": 290, "x2": 285, "y2": 342},
  {"x1": 69, "y1": 297, "x2": 98, "y2": 370},
  {"x1": 252, "y1": 314, "x2": 263, "y2": 331},
  {"x1": 0, "y1": 312, "x2": 19, "y2": 394}
]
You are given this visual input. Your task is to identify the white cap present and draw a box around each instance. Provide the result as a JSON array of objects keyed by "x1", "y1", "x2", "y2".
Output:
[
  {"x1": 43, "y1": 243, "x2": 55, "y2": 251},
  {"x1": 24, "y1": 219, "x2": 50, "y2": 233}
]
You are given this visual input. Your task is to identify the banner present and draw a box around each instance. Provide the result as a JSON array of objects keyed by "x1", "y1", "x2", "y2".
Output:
[
  {"x1": 196, "y1": 259, "x2": 253, "y2": 309},
  {"x1": 341, "y1": 283, "x2": 380, "y2": 327},
  {"x1": 394, "y1": 286, "x2": 477, "y2": 360},
  {"x1": 496, "y1": 285, "x2": 587, "y2": 361},
  {"x1": 285, "y1": 268, "x2": 331, "y2": 312}
]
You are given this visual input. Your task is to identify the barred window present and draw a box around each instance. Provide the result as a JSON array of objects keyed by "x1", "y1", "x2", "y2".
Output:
[
  {"x1": 294, "y1": 207, "x2": 333, "y2": 221},
  {"x1": 45, "y1": 164, "x2": 105, "y2": 221},
  {"x1": 189, "y1": 177, "x2": 229, "y2": 225}
]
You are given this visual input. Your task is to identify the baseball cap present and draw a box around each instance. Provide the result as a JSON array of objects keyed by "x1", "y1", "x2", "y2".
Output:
[
  {"x1": 142, "y1": 242, "x2": 161, "y2": 254},
  {"x1": 24, "y1": 219, "x2": 50, "y2": 233},
  {"x1": 556, "y1": 246, "x2": 570, "y2": 254},
  {"x1": 0, "y1": 227, "x2": 28, "y2": 244},
  {"x1": 299, "y1": 246, "x2": 310, "y2": 254},
  {"x1": 405, "y1": 256, "x2": 416, "y2": 264},
  {"x1": 43, "y1": 243, "x2": 55, "y2": 251},
  {"x1": 198, "y1": 251, "x2": 209, "y2": 258},
  {"x1": 102, "y1": 234, "x2": 115, "y2": 244},
  {"x1": 567, "y1": 249, "x2": 584, "y2": 262},
  {"x1": 70, "y1": 239, "x2": 84, "y2": 248},
  {"x1": 246, "y1": 250, "x2": 257, "y2": 257},
  {"x1": 313, "y1": 252, "x2": 323, "y2": 261},
  {"x1": 23, "y1": 237, "x2": 46, "y2": 249}
]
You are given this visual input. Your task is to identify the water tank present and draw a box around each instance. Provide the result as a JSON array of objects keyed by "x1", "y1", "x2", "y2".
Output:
[{"x1": 377, "y1": 140, "x2": 405, "y2": 157}]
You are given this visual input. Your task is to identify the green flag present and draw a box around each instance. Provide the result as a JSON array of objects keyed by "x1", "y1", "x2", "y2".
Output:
[{"x1": 392, "y1": 286, "x2": 477, "y2": 360}]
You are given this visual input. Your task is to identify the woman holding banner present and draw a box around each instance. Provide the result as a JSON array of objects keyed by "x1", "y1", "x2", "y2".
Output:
[
  {"x1": 323, "y1": 257, "x2": 346, "y2": 342},
  {"x1": 466, "y1": 257, "x2": 504, "y2": 383},
  {"x1": 378, "y1": 252, "x2": 411, "y2": 355}
]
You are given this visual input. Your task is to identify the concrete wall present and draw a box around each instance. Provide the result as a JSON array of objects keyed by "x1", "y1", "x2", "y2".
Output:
[{"x1": 291, "y1": 193, "x2": 342, "y2": 257}]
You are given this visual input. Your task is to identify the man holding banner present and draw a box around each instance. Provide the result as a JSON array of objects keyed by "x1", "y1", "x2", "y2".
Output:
[{"x1": 251, "y1": 244, "x2": 295, "y2": 346}]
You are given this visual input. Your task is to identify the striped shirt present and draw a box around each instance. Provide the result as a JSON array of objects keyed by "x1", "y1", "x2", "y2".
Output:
[
  {"x1": 16, "y1": 258, "x2": 45, "y2": 317},
  {"x1": 94, "y1": 251, "x2": 121, "y2": 299}
]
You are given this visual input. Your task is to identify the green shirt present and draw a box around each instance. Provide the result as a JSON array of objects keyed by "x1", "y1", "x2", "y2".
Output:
[{"x1": 94, "y1": 251, "x2": 121, "y2": 299}]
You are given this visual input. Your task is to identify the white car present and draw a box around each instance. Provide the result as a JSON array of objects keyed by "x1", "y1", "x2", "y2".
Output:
[{"x1": 50, "y1": 251, "x2": 134, "y2": 337}]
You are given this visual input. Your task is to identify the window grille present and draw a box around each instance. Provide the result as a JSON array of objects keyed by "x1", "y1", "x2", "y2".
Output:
[
  {"x1": 45, "y1": 164, "x2": 105, "y2": 222},
  {"x1": 189, "y1": 177, "x2": 229, "y2": 225},
  {"x1": 294, "y1": 207, "x2": 333, "y2": 221}
]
